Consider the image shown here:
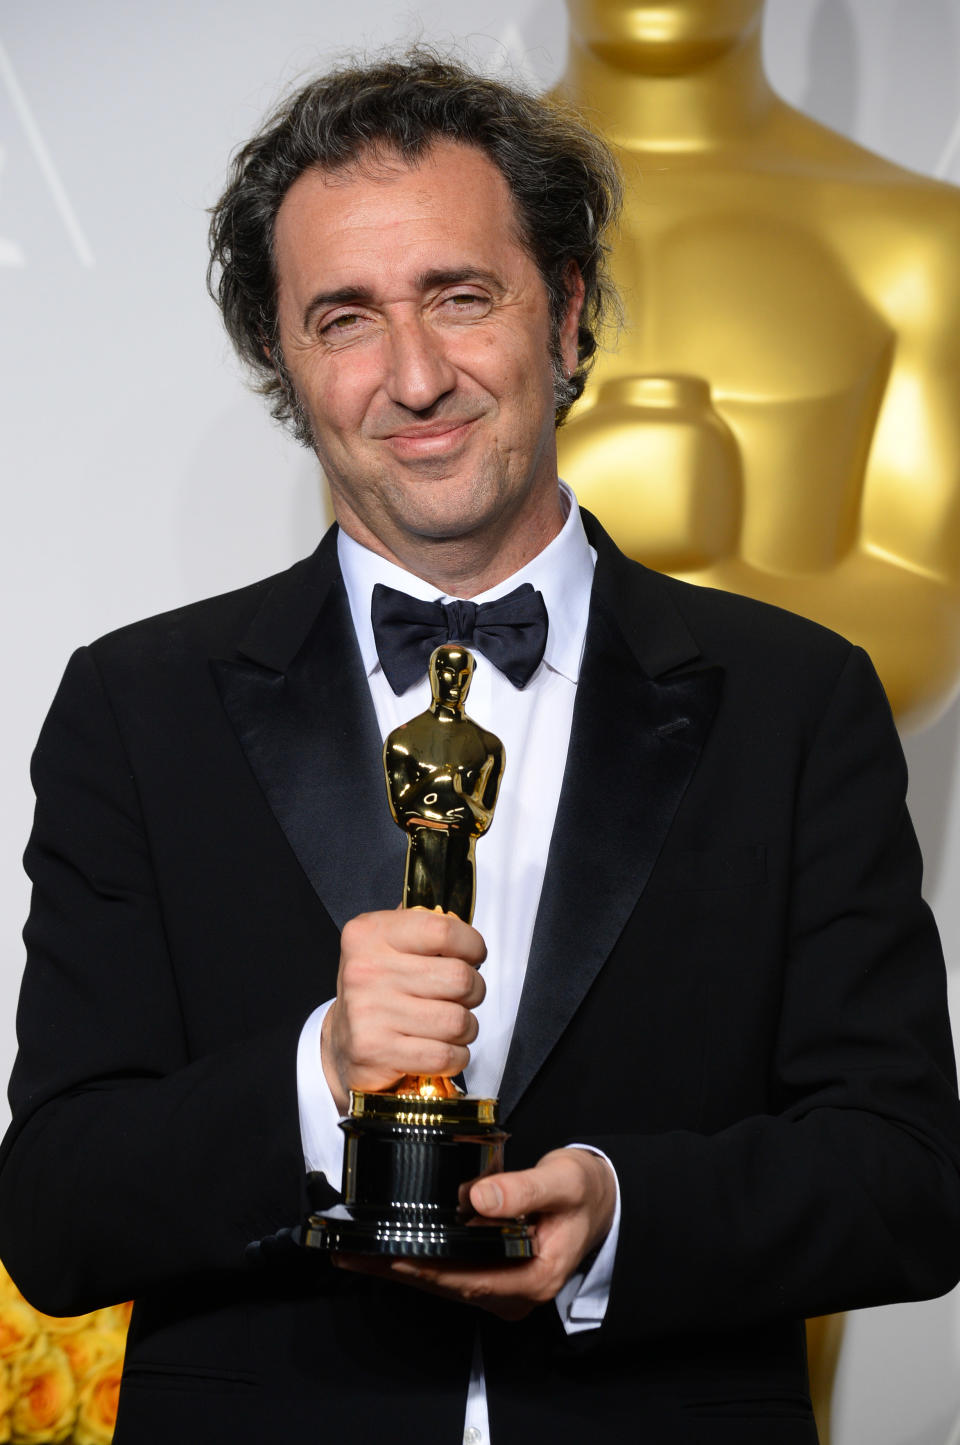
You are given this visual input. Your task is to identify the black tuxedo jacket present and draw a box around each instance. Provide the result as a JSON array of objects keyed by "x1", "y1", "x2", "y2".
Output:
[{"x1": 3, "y1": 512, "x2": 960, "y2": 1444}]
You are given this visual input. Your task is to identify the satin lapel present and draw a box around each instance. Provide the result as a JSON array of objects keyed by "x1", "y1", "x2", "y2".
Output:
[
  {"x1": 212, "y1": 535, "x2": 404, "y2": 929},
  {"x1": 499, "y1": 533, "x2": 723, "y2": 1119}
]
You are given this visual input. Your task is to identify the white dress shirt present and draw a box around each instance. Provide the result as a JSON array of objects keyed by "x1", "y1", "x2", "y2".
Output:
[{"x1": 296, "y1": 485, "x2": 621, "y2": 1443}]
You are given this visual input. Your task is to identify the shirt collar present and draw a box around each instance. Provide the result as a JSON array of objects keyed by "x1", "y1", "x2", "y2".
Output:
[{"x1": 338, "y1": 482, "x2": 596, "y2": 686}]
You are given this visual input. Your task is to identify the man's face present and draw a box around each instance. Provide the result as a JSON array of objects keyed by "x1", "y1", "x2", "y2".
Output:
[{"x1": 272, "y1": 141, "x2": 583, "y2": 574}]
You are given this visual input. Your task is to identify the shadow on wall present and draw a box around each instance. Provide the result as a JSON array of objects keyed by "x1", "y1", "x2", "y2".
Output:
[
  {"x1": 176, "y1": 402, "x2": 328, "y2": 603},
  {"x1": 802, "y1": 0, "x2": 960, "y2": 177},
  {"x1": 802, "y1": 0, "x2": 860, "y2": 137},
  {"x1": 903, "y1": 695, "x2": 960, "y2": 905},
  {"x1": 882, "y1": 0, "x2": 959, "y2": 174},
  {"x1": 832, "y1": 1283, "x2": 960, "y2": 1445}
]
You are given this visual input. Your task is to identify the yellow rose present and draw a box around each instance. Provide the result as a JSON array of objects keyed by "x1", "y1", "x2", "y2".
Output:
[
  {"x1": 0, "y1": 1305, "x2": 40, "y2": 1365},
  {"x1": 61, "y1": 1329, "x2": 124, "y2": 1386},
  {"x1": 92, "y1": 1302, "x2": 133, "y2": 1336},
  {"x1": 9, "y1": 1342, "x2": 75, "y2": 1444},
  {"x1": 73, "y1": 1356, "x2": 122, "y2": 1445},
  {"x1": 31, "y1": 1309, "x2": 97, "y2": 1340},
  {"x1": 0, "y1": 1266, "x2": 24, "y2": 1305},
  {"x1": 0, "y1": 1359, "x2": 14, "y2": 1443}
]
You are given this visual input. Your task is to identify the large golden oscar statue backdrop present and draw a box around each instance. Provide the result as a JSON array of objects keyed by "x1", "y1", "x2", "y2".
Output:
[
  {"x1": 555, "y1": 2, "x2": 960, "y2": 1437},
  {"x1": 557, "y1": 0, "x2": 960, "y2": 731}
]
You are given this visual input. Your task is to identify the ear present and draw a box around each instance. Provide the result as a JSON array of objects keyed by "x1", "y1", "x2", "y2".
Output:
[{"x1": 558, "y1": 260, "x2": 586, "y2": 377}]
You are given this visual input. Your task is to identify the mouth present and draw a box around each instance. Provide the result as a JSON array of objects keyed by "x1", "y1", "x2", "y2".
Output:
[{"x1": 380, "y1": 419, "x2": 477, "y2": 459}]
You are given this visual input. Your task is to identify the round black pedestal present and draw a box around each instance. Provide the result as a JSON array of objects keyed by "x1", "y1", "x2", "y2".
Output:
[{"x1": 304, "y1": 1090, "x2": 534, "y2": 1261}]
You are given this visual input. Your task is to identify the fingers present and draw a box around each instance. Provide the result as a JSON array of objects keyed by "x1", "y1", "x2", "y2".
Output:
[
  {"x1": 470, "y1": 1150, "x2": 616, "y2": 1270},
  {"x1": 324, "y1": 909, "x2": 488, "y2": 1105},
  {"x1": 332, "y1": 1149, "x2": 618, "y2": 1319},
  {"x1": 388, "y1": 1257, "x2": 548, "y2": 1320},
  {"x1": 347, "y1": 909, "x2": 487, "y2": 968},
  {"x1": 388, "y1": 995, "x2": 479, "y2": 1046},
  {"x1": 340, "y1": 912, "x2": 486, "y2": 1005},
  {"x1": 332, "y1": 1252, "x2": 545, "y2": 1320},
  {"x1": 470, "y1": 1150, "x2": 592, "y2": 1220}
]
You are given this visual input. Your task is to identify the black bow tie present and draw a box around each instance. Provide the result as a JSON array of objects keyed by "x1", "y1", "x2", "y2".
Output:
[{"x1": 371, "y1": 581, "x2": 548, "y2": 695}]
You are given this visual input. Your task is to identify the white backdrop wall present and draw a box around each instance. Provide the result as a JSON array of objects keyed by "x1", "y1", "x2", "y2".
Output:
[{"x1": 2, "y1": 4, "x2": 959, "y2": 1442}]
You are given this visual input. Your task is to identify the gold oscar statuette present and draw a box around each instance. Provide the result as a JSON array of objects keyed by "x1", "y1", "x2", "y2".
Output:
[{"x1": 305, "y1": 645, "x2": 534, "y2": 1259}]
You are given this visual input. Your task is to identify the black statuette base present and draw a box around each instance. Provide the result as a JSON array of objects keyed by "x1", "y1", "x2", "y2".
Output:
[{"x1": 304, "y1": 1091, "x2": 534, "y2": 1261}]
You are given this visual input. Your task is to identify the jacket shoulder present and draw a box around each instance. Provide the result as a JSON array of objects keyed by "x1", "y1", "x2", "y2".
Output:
[{"x1": 656, "y1": 569, "x2": 855, "y2": 669}]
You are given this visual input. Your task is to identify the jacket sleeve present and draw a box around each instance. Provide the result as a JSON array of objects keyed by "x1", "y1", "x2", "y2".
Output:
[
  {"x1": 588, "y1": 646, "x2": 960, "y2": 1340},
  {"x1": 0, "y1": 647, "x2": 310, "y2": 1316}
]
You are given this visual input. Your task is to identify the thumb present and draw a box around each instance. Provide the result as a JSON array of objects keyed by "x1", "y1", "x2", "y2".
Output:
[
  {"x1": 470, "y1": 1166, "x2": 550, "y2": 1218},
  {"x1": 469, "y1": 1174, "x2": 509, "y2": 1216},
  {"x1": 469, "y1": 1151, "x2": 592, "y2": 1218}
]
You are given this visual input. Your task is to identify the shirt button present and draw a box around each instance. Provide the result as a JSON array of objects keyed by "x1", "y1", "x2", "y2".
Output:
[{"x1": 463, "y1": 1429, "x2": 483, "y2": 1445}]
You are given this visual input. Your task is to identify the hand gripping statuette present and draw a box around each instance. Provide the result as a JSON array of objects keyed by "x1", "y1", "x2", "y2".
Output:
[{"x1": 306, "y1": 644, "x2": 534, "y2": 1259}]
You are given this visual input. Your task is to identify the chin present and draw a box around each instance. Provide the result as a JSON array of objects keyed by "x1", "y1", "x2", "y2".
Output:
[{"x1": 388, "y1": 477, "x2": 509, "y2": 535}]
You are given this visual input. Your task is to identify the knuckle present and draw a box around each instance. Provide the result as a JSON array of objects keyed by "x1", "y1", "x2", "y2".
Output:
[
  {"x1": 437, "y1": 915, "x2": 459, "y2": 955},
  {"x1": 443, "y1": 1042, "x2": 466, "y2": 1074},
  {"x1": 444, "y1": 1003, "x2": 472, "y2": 1042},
  {"x1": 453, "y1": 961, "x2": 479, "y2": 1001},
  {"x1": 338, "y1": 955, "x2": 361, "y2": 991},
  {"x1": 340, "y1": 915, "x2": 369, "y2": 952},
  {"x1": 421, "y1": 912, "x2": 450, "y2": 951},
  {"x1": 520, "y1": 1177, "x2": 544, "y2": 1212},
  {"x1": 444, "y1": 1042, "x2": 465, "y2": 1073},
  {"x1": 436, "y1": 1002, "x2": 459, "y2": 1039},
  {"x1": 342, "y1": 952, "x2": 384, "y2": 997},
  {"x1": 422, "y1": 1041, "x2": 459, "y2": 1075}
]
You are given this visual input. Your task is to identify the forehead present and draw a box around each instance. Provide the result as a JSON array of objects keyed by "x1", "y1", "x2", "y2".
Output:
[{"x1": 272, "y1": 141, "x2": 532, "y2": 302}]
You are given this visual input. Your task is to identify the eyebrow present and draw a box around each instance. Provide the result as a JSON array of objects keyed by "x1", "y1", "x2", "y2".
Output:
[{"x1": 300, "y1": 268, "x2": 505, "y2": 332}]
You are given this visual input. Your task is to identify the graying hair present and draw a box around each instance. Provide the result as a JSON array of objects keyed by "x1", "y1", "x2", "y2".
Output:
[{"x1": 207, "y1": 49, "x2": 622, "y2": 441}]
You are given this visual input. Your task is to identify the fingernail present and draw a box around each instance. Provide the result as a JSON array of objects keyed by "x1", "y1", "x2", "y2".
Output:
[{"x1": 473, "y1": 1181, "x2": 503, "y2": 1213}]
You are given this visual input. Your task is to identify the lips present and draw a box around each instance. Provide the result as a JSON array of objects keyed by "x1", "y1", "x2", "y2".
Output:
[
  {"x1": 381, "y1": 419, "x2": 478, "y2": 455},
  {"x1": 382, "y1": 417, "x2": 477, "y2": 439}
]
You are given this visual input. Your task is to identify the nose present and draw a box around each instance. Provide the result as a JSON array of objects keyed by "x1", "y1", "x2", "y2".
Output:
[{"x1": 385, "y1": 316, "x2": 457, "y2": 413}]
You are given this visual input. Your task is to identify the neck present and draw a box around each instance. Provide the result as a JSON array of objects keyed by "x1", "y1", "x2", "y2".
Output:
[
  {"x1": 336, "y1": 488, "x2": 566, "y2": 599},
  {"x1": 430, "y1": 700, "x2": 460, "y2": 721},
  {"x1": 560, "y1": 8, "x2": 776, "y2": 152}
]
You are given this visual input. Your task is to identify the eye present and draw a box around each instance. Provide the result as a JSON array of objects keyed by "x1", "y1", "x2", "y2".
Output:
[
  {"x1": 441, "y1": 291, "x2": 489, "y2": 314},
  {"x1": 327, "y1": 314, "x2": 357, "y2": 328},
  {"x1": 318, "y1": 310, "x2": 368, "y2": 341}
]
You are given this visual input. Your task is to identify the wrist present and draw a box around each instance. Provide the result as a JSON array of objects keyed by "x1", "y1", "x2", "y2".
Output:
[
  {"x1": 568, "y1": 1147, "x2": 617, "y2": 1253},
  {"x1": 320, "y1": 1004, "x2": 348, "y2": 1115},
  {"x1": 591, "y1": 1155, "x2": 617, "y2": 1244}
]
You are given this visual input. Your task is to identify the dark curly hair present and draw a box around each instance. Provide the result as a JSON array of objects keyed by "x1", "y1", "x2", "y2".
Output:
[{"x1": 207, "y1": 49, "x2": 622, "y2": 441}]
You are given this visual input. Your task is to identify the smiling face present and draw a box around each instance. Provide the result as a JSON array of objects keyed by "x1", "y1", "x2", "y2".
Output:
[{"x1": 271, "y1": 141, "x2": 583, "y2": 590}]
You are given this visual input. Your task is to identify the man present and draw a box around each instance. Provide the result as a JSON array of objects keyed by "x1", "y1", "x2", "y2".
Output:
[{"x1": 2, "y1": 51, "x2": 959, "y2": 1445}]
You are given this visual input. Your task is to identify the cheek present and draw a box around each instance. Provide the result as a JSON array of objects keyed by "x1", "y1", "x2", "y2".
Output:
[
  {"x1": 466, "y1": 334, "x2": 553, "y2": 402},
  {"x1": 302, "y1": 367, "x2": 373, "y2": 444}
]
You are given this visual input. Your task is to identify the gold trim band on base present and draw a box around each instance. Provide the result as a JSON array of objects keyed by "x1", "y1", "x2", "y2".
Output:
[{"x1": 348, "y1": 1090, "x2": 498, "y2": 1128}]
